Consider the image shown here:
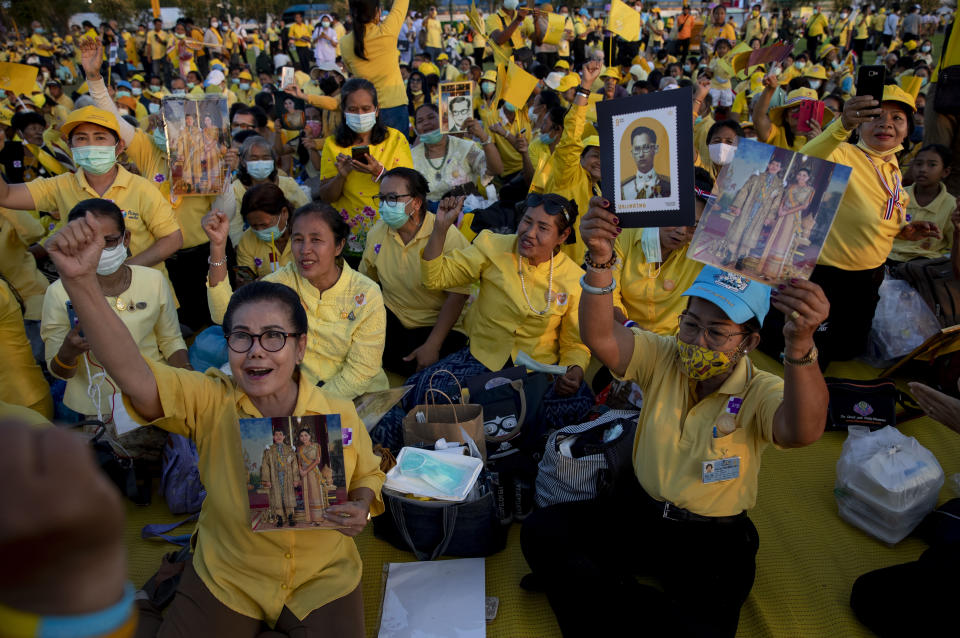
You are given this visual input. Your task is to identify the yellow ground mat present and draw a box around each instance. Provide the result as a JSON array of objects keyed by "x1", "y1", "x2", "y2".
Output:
[{"x1": 125, "y1": 355, "x2": 960, "y2": 637}]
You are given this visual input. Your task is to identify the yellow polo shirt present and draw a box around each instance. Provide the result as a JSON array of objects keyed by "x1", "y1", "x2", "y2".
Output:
[
  {"x1": 613, "y1": 237, "x2": 704, "y2": 335},
  {"x1": 289, "y1": 22, "x2": 312, "y2": 47},
  {"x1": 29, "y1": 33, "x2": 53, "y2": 56},
  {"x1": 147, "y1": 30, "x2": 171, "y2": 60},
  {"x1": 25, "y1": 166, "x2": 182, "y2": 275},
  {"x1": 889, "y1": 183, "x2": 956, "y2": 261},
  {"x1": 421, "y1": 230, "x2": 591, "y2": 372},
  {"x1": 208, "y1": 262, "x2": 389, "y2": 400},
  {"x1": 701, "y1": 22, "x2": 737, "y2": 46},
  {"x1": 360, "y1": 213, "x2": 470, "y2": 330},
  {"x1": 339, "y1": 0, "x2": 409, "y2": 109},
  {"x1": 0, "y1": 210, "x2": 48, "y2": 320},
  {"x1": 425, "y1": 17, "x2": 443, "y2": 48},
  {"x1": 42, "y1": 266, "x2": 186, "y2": 416},
  {"x1": 124, "y1": 358, "x2": 385, "y2": 624},
  {"x1": 480, "y1": 103, "x2": 532, "y2": 179},
  {"x1": 318, "y1": 128, "x2": 413, "y2": 250},
  {"x1": 236, "y1": 230, "x2": 293, "y2": 278},
  {"x1": 617, "y1": 329, "x2": 783, "y2": 517},
  {"x1": 0, "y1": 280, "x2": 51, "y2": 418},
  {"x1": 801, "y1": 119, "x2": 909, "y2": 270},
  {"x1": 484, "y1": 9, "x2": 531, "y2": 58}
]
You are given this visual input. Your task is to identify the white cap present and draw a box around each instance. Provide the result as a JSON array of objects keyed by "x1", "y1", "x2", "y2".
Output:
[
  {"x1": 629, "y1": 64, "x2": 648, "y2": 81},
  {"x1": 205, "y1": 69, "x2": 225, "y2": 88},
  {"x1": 544, "y1": 71, "x2": 565, "y2": 90}
]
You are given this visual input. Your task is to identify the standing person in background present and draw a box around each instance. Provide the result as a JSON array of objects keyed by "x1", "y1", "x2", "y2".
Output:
[
  {"x1": 314, "y1": 14, "x2": 338, "y2": 66},
  {"x1": 883, "y1": 4, "x2": 901, "y2": 49},
  {"x1": 806, "y1": 6, "x2": 830, "y2": 56},
  {"x1": 675, "y1": 4, "x2": 695, "y2": 60},
  {"x1": 340, "y1": 0, "x2": 411, "y2": 137},
  {"x1": 423, "y1": 6, "x2": 444, "y2": 64},
  {"x1": 146, "y1": 18, "x2": 171, "y2": 85},
  {"x1": 902, "y1": 4, "x2": 922, "y2": 43},
  {"x1": 852, "y1": 7, "x2": 871, "y2": 61},
  {"x1": 289, "y1": 12, "x2": 314, "y2": 73}
]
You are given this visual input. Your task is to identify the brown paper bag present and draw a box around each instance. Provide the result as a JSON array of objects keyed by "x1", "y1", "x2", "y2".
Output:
[{"x1": 402, "y1": 371, "x2": 486, "y2": 460}]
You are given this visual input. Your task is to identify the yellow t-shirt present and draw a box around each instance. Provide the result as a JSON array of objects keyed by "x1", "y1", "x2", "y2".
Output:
[
  {"x1": 801, "y1": 119, "x2": 909, "y2": 270},
  {"x1": 339, "y1": 0, "x2": 409, "y2": 109},
  {"x1": 0, "y1": 279, "x2": 51, "y2": 417},
  {"x1": 613, "y1": 238, "x2": 704, "y2": 335},
  {"x1": 479, "y1": 104, "x2": 532, "y2": 177},
  {"x1": 701, "y1": 22, "x2": 737, "y2": 46},
  {"x1": 807, "y1": 13, "x2": 828, "y2": 37},
  {"x1": 318, "y1": 127, "x2": 413, "y2": 251},
  {"x1": 0, "y1": 209, "x2": 48, "y2": 320},
  {"x1": 889, "y1": 183, "x2": 956, "y2": 261},
  {"x1": 147, "y1": 30, "x2": 171, "y2": 60},
  {"x1": 26, "y1": 166, "x2": 182, "y2": 278},
  {"x1": 484, "y1": 9, "x2": 532, "y2": 58},
  {"x1": 616, "y1": 329, "x2": 783, "y2": 517},
  {"x1": 421, "y1": 230, "x2": 591, "y2": 372},
  {"x1": 288, "y1": 22, "x2": 312, "y2": 47},
  {"x1": 29, "y1": 33, "x2": 54, "y2": 56},
  {"x1": 208, "y1": 262, "x2": 389, "y2": 399},
  {"x1": 854, "y1": 16, "x2": 870, "y2": 40},
  {"x1": 425, "y1": 17, "x2": 443, "y2": 48},
  {"x1": 123, "y1": 358, "x2": 384, "y2": 624},
  {"x1": 42, "y1": 266, "x2": 186, "y2": 417},
  {"x1": 360, "y1": 214, "x2": 470, "y2": 330},
  {"x1": 236, "y1": 229, "x2": 293, "y2": 278}
]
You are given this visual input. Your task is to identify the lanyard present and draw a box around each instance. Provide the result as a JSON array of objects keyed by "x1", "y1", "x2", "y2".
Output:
[{"x1": 859, "y1": 148, "x2": 903, "y2": 223}]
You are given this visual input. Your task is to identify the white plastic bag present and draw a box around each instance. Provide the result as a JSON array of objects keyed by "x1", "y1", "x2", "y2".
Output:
[
  {"x1": 868, "y1": 277, "x2": 940, "y2": 360},
  {"x1": 835, "y1": 426, "x2": 944, "y2": 544}
]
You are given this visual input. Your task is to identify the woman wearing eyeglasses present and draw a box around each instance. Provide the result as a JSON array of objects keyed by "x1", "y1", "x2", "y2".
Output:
[
  {"x1": 41, "y1": 199, "x2": 189, "y2": 433},
  {"x1": 204, "y1": 201, "x2": 389, "y2": 401},
  {"x1": 371, "y1": 192, "x2": 593, "y2": 454},
  {"x1": 519, "y1": 197, "x2": 831, "y2": 637},
  {"x1": 44, "y1": 211, "x2": 384, "y2": 636},
  {"x1": 359, "y1": 167, "x2": 470, "y2": 376}
]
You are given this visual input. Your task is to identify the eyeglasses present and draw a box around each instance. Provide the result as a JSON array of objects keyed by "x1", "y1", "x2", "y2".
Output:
[
  {"x1": 374, "y1": 193, "x2": 412, "y2": 205},
  {"x1": 232, "y1": 121, "x2": 256, "y2": 130},
  {"x1": 632, "y1": 144, "x2": 659, "y2": 156},
  {"x1": 677, "y1": 314, "x2": 750, "y2": 350},
  {"x1": 226, "y1": 330, "x2": 300, "y2": 353},
  {"x1": 525, "y1": 193, "x2": 572, "y2": 225}
]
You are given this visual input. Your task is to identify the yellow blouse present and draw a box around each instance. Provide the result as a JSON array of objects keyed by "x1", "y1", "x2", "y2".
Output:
[
  {"x1": 208, "y1": 262, "x2": 389, "y2": 399},
  {"x1": 237, "y1": 230, "x2": 294, "y2": 278},
  {"x1": 421, "y1": 230, "x2": 591, "y2": 371},
  {"x1": 125, "y1": 359, "x2": 385, "y2": 624},
  {"x1": 0, "y1": 280, "x2": 51, "y2": 417}
]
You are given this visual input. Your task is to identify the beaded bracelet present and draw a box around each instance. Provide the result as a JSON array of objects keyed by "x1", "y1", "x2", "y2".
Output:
[{"x1": 583, "y1": 250, "x2": 618, "y2": 270}]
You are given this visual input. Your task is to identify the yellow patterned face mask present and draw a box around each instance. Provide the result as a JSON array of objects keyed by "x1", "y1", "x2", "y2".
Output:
[{"x1": 676, "y1": 337, "x2": 738, "y2": 381}]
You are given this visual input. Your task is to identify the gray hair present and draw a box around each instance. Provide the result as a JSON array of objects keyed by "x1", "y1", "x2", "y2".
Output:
[{"x1": 240, "y1": 135, "x2": 276, "y2": 161}]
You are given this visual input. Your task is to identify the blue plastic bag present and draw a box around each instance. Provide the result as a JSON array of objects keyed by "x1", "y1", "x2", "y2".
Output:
[{"x1": 188, "y1": 326, "x2": 229, "y2": 372}]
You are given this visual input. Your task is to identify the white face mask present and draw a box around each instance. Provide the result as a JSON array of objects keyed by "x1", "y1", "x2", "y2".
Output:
[
  {"x1": 708, "y1": 142, "x2": 737, "y2": 166},
  {"x1": 97, "y1": 242, "x2": 127, "y2": 276}
]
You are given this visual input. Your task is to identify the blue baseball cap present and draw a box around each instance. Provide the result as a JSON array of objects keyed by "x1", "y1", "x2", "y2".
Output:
[
  {"x1": 579, "y1": 8, "x2": 590, "y2": 16},
  {"x1": 116, "y1": 80, "x2": 132, "y2": 90},
  {"x1": 682, "y1": 267, "x2": 771, "y2": 326}
]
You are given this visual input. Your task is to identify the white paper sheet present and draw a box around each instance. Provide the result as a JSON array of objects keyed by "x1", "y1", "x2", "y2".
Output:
[{"x1": 378, "y1": 558, "x2": 486, "y2": 638}]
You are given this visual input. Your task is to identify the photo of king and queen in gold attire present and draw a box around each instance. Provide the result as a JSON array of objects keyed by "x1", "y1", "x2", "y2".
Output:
[
  {"x1": 240, "y1": 415, "x2": 347, "y2": 532},
  {"x1": 161, "y1": 96, "x2": 230, "y2": 196},
  {"x1": 688, "y1": 139, "x2": 852, "y2": 285}
]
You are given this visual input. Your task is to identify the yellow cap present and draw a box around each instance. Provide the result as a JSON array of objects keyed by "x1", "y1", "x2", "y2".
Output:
[
  {"x1": 437, "y1": 53, "x2": 449, "y2": 61},
  {"x1": 582, "y1": 135, "x2": 599, "y2": 148},
  {"x1": 60, "y1": 106, "x2": 122, "y2": 138},
  {"x1": 600, "y1": 66, "x2": 620, "y2": 81},
  {"x1": 558, "y1": 73, "x2": 580, "y2": 92},
  {"x1": 238, "y1": 70, "x2": 253, "y2": 80},
  {"x1": 144, "y1": 86, "x2": 169, "y2": 100},
  {"x1": 554, "y1": 59, "x2": 570, "y2": 70},
  {"x1": 818, "y1": 44, "x2": 837, "y2": 60},
  {"x1": 481, "y1": 69, "x2": 498, "y2": 84},
  {"x1": 882, "y1": 83, "x2": 916, "y2": 113},
  {"x1": 131, "y1": 74, "x2": 145, "y2": 83},
  {"x1": 803, "y1": 64, "x2": 829, "y2": 80},
  {"x1": 904, "y1": 40, "x2": 918, "y2": 51},
  {"x1": 419, "y1": 62, "x2": 440, "y2": 77}
]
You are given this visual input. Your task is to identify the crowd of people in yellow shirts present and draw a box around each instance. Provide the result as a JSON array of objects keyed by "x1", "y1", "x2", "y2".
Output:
[{"x1": 1, "y1": 1, "x2": 960, "y2": 637}]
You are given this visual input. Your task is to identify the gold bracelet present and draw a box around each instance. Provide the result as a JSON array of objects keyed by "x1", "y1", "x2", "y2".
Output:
[
  {"x1": 53, "y1": 353, "x2": 78, "y2": 370},
  {"x1": 783, "y1": 345, "x2": 818, "y2": 367}
]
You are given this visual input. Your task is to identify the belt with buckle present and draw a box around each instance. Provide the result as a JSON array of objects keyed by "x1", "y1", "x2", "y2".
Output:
[{"x1": 657, "y1": 500, "x2": 745, "y2": 524}]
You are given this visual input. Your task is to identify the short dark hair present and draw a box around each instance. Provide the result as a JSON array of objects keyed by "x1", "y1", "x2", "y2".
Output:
[
  {"x1": 449, "y1": 96, "x2": 470, "y2": 111},
  {"x1": 290, "y1": 202, "x2": 349, "y2": 251},
  {"x1": 545, "y1": 105, "x2": 567, "y2": 131},
  {"x1": 67, "y1": 198, "x2": 125, "y2": 234},
  {"x1": 917, "y1": 143, "x2": 953, "y2": 168},
  {"x1": 706, "y1": 119, "x2": 743, "y2": 142},
  {"x1": 335, "y1": 78, "x2": 387, "y2": 147},
  {"x1": 11, "y1": 111, "x2": 45, "y2": 133},
  {"x1": 222, "y1": 281, "x2": 308, "y2": 336},
  {"x1": 630, "y1": 126, "x2": 657, "y2": 145},
  {"x1": 383, "y1": 167, "x2": 429, "y2": 216},
  {"x1": 241, "y1": 182, "x2": 291, "y2": 222}
]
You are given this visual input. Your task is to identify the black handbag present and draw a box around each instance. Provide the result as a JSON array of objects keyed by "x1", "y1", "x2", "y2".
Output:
[
  {"x1": 825, "y1": 378, "x2": 899, "y2": 431},
  {"x1": 372, "y1": 473, "x2": 509, "y2": 561},
  {"x1": 464, "y1": 367, "x2": 551, "y2": 456},
  {"x1": 89, "y1": 422, "x2": 152, "y2": 505}
]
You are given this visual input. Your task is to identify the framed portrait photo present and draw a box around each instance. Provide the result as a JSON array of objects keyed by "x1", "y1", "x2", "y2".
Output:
[
  {"x1": 597, "y1": 89, "x2": 694, "y2": 228},
  {"x1": 687, "y1": 138, "x2": 853, "y2": 286},
  {"x1": 438, "y1": 81, "x2": 474, "y2": 134},
  {"x1": 162, "y1": 96, "x2": 230, "y2": 196}
]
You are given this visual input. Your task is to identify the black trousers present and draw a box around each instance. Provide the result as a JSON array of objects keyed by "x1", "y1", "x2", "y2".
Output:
[
  {"x1": 382, "y1": 306, "x2": 467, "y2": 378},
  {"x1": 850, "y1": 542, "x2": 960, "y2": 638},
  {"x1": 296, "y1": 46, "x2": 313, "y2": 72},
  {"x1": 165, "y1": 240, "x2": 237, "y2": 332},
  {"x1": 852, "y1": 38, "x2": 867, "y2": 59},
  {"x1": 676, "y1": 37, "x2": 691, "y2": 60},
  {"x1": 807, "y1": 35, "x2": 821, "y2": 55},
  {"x1": 520, "y1": 478, "x2": 759, "y2": 638},
  {"x1": 760, "y1": 263, "x2": 884, "y2": 370}
]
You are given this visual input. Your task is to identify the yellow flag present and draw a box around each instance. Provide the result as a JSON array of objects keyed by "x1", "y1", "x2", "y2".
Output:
[
  {"x1": 500, "y1": 62, "x2": 539, "y2": 109},
  {"x1": 607, "y1": 0, "x2": 641, "y2": 41},
  {"x1": 0, "y1": 62, "x2": 39, "y2": 97},
  {"x1": 541, "y1": 13, "x2": 568, "y2": 46},
  {"x1": 151, "y1": 0, "x2": 161, "y2": 19},
  {"x1": 899, "y1": 75, "x2": 923, "y2": 100}
]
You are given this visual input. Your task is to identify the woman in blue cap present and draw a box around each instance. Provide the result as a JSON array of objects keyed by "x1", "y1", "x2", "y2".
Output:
[{"x1": 520, "y1": 197, "x2": 831, "y2": 637}]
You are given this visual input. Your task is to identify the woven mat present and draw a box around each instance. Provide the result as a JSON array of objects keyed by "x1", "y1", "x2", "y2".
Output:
[{"x1": 125, "y1": 355, "x2": 960, "y2": 637}]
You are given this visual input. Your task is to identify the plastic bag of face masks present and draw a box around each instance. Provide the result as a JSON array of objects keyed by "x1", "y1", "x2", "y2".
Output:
[
  {"x1": 866, "y1": 277, "x2": 940, "y2": 364},
  {"x1": 188, "y1": 326, "x2": 229, "y2": 373}
]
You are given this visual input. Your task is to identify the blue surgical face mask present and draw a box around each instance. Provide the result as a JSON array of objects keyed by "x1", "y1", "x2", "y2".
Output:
[
  {"x1": 808, "y1": 79, "x2": 821, "y2": 90},
  {"x1": 922, "y1": 45, "x2": 931, "y2": 53},
  {"x1": 172, "y1": 89, "x2": 186, "y2": 97},
  {"x1": 345, "y1": 111, "x2": 377, "y2": 133},
  {"x1": 503, "y1": 102, "x2": 515, "y2": 113},
  {"x1": 379, "y1": 199, "x2": 410, "y2": 229},
  {"x1": 246, "y1": 159, "x2": 275, "y2": 180},
  {"x1": 239, "y1": 82, "x2": 250, "y2": 91},
  {"x1": 253, "y1": 215, "x2": 286, "y2": 242},
  {"x1": 186, "y1": 82, "x2": 195, "y2": 90},
  {"x1": 152, "y1": 127, "x2": 166, "y2": 149},
  {"x1": 794, "y1": 61, "x2": 805, "y2": 70},
  {"x1": 418, "y1": 128, "x2": 444, "y2": 145},
  {"x1": 539, "y1": 132, "x2": 556, "y2": 145},
  {"x1": 641, "y1": 227, "x2": 662, "y2": 263},
  {"x1": 72, "y1": 144, "x2": 117, "y2": 175},
  {"x1": 0, "y1": 89, "x2": 6, "y2": 100},
  {"x1": 148, "y1": 102, "x2": 160, "y2": 114},
  {"x1": 132, "y1": 87, "x2": 142, "y2": 96},
  {"x1": 481, "y1": 82, "x2": 495, "y2": 97},
  {"x1": 231, "y1": 78, "x2": 240, "y2": 85},
  {"x1": 116, "y1": 90, "x2": 131, "y2": 98}
]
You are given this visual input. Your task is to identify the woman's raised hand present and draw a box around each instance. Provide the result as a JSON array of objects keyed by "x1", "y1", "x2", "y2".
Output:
[
  {"x1": 579, "y1": 197, "x2": 620, "y2": 263},
  {"x1": 46, "y1": 214, "x2": 105, "y2": 281},
  {"x1": 435, "y1": 195, "x2": 465, "y2": 231},
  {"x1": 201, "y1": 209, "x2": 230, "y2": 248}
]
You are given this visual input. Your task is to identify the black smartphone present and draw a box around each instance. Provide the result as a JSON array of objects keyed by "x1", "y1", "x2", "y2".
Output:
[
  {"x1": 856, "y1": 65, "x2": 886, "y2": 108},
  {"x1": 65, "y1": 300, "x2": 83, "y2": 337},
  {"x1": 351, "y1": 145, "x2": 370, "y2": 161}
]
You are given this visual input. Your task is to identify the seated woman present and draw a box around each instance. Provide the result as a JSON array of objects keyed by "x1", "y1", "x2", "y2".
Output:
[
  {"x1": 696, "y1": 119, "x2": 743, "y2": 182},
  {"x1": 372, "y1": 193, "x2": 593, "y2": 452},
  {"x1": 41, "y1": 199, "x2": 188, "y2": 440},
  {"x1": 315, "y1": 78, "x2": 413, "y2": 258},
  {"x1": 235, "y1": 183, "x2": 293, "y2": 282},
  {"x1": 360, "y1": 167, "x2": 470, "y2": 376},
  {"x1": 613, "y1": 167, "x2": 714, "y2": 335},
  {"x1": 45, "y1": 215, "x2": 384, "y2": 637},
  {"x1": 205, "y1": 201, "x2": 389, "y2": 400},
  {"x1": 411, "y1": 103, "x2": 502, "y2": 208},
  {"x1": 520, "y1": 196, "x2": 831, "y2": 638}
]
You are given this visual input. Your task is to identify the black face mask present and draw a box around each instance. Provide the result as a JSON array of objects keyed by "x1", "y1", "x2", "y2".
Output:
[{"x1": 319, "y1": 76, "x2": 340, "y2": 96}]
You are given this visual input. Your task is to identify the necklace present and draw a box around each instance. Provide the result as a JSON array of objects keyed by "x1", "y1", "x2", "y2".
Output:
[
  {"x1": 518, "y1": 251, "x2": 553, "y2": 316},
  {"x1": 424, "y1": 138, "x2": 448, "y2": 182}
]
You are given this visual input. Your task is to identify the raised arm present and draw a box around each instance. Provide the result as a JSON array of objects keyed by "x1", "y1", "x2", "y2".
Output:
[
  {"x1": 752, "y1": 73, "x2": 778, "y2": 144},
  {"x1": 80, "y1": 37, "x2": 136, "y2": 145},
  {"x1": 44, "y1": 215, "x2": 163, "y2": 420},
  {"x1": 800, "y1": 95, "x2": 880, "y2": 161}
]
